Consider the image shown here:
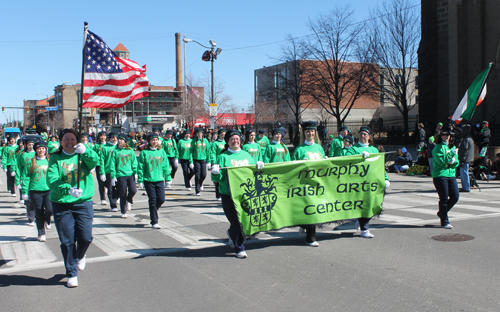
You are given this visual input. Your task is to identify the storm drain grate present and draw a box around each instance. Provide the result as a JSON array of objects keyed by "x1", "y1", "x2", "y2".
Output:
[{"x1": 430, "y1": 234, "x2": 475, "y2": 242}]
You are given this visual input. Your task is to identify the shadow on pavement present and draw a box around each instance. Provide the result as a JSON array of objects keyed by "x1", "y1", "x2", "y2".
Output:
[{"x1": 0, "y1": 274, "x2": 66, "y2": 287}]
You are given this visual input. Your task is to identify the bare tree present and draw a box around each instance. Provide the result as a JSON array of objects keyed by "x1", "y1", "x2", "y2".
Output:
[
  {"x1": 367, "y1": 0, "x2": 420, "y2": 143},
  {"x1": 172, "y1": 73, "x2": 205, "y2": 129},
  {"x1": 302, "y1": 6, "x2": 378, "y2": 132},
  {"x1": 262, "y1": 34, "x2": 315, "y2": 129}
]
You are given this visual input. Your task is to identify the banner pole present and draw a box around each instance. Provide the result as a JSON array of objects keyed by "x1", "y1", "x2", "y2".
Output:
[{"x1": 77, "y1": 22, "x2": 89, "y2": 189}]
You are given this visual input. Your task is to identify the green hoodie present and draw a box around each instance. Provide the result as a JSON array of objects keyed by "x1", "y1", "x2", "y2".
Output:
[
  {"x1": 99, "y1": 142, "x2": 118, "y2": 174},
  {"x1": 137, "y1": 148, "x2": 171, "y2": 183},
  {"x1": 210, "y1": 140, "x2": 226, "y2": 164},
  {"x1": 47, "y1": 148, "x2": 99, "y2": 204},
  {"x1": 177, "y1": 139, "x2": 193, "y2": 163},
  {"x1": 211, "y1": 150, "x2": 255, "y2": 196},
  {"x1": 191, "y1": 138, "x2": 210, "y2": 161},
  {"x1": 431, "y1": 142, "x2": 459, "y2": 178},
  {"x1": 292, "y1": 143, "x2": 325, "y2": 160},
  {"x1": 242, "y1": 142, "x2": 263, "y2": 162},
  {"x1": 263, "y1": 142, "x2": 290, "y2": 163},
  {"x1": 110, "y1": 147, "x2": 138, "y2": 178},
  {"x1": 163, "y1": 138, "x2": 179, "y2": 158},
  {"x1": 22, "y1": 157, "x2": 50, "y2": 193}
]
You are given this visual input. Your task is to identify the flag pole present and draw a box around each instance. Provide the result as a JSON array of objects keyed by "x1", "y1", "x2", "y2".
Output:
[{"x1": 77, "y1": 22, "x2": 89, "y2": 189}]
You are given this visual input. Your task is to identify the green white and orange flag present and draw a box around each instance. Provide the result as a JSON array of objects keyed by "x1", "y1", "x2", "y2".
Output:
[{"x1": 451, "y1": 63, "x2": 493, "y2": 124}]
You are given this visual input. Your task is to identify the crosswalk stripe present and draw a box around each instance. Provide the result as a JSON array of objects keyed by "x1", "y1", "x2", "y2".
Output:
[
  {"x1": 91, "y1": 218, "x2": 150, "y2": 256},
  {"x1": 405, "y1": 208, "x2": 474, "y2": 218},
  {"x1": 159, "y1": 219, "x2": 218, "y2": 245},
  {"x1": 378, "y1": 215, "x2": 423, "y2": 223}
]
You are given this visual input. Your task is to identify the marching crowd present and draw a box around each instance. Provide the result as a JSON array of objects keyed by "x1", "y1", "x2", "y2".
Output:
[{"x1": 1, "y1": 120, "x2": 470, "y2": 287}]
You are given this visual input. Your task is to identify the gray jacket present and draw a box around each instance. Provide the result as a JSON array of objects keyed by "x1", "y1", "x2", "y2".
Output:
[{"x1": 459, "y1": 136, "x2": 474, "y2": 164}]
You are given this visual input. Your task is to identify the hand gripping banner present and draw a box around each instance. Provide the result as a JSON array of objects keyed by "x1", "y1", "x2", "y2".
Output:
[{"x1": 227, "y1": 154, "x2": 385, "y2": 235}]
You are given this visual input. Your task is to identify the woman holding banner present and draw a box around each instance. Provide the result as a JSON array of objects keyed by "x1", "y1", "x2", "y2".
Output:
[
  {"x1": 292, "y1": 121, "x2": 325, "y2": 247},
  {"x1": 431, "y1": 126, "x2": 459, "y2": 229},
  {"x1": 345, "y1": 126, "x2": 390, "y2": 238},
  {"x1": 263, "y1": 128, "x2": 290, "y2": 163},
  {"x1": 47, "y1": 129, "x2": 99, "y2": 288},
  {"x1": 211, "y1": 129, "x2": 264, "y2": 258}
]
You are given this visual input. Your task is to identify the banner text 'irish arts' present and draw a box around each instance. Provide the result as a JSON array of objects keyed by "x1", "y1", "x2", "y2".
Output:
[{"x1": 227, "y1": 154, "x2": 385, "y2": 235}]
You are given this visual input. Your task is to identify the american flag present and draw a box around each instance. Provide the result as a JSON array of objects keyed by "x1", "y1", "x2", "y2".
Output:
[
  {"x1": 187, "y1": 85, "x2": 200, "y2": 98},
  {"x1": 82, "y1": 31, "x2": 149, "y2": 108}
]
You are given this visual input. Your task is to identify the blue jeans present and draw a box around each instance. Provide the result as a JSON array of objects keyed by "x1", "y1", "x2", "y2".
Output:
[
  {"x1": 221, "y1": 194, "x2": 245, "y2": 252},
  {"x1": 433, "y1": 177, "x2": 459, "y2": 226},
  {"x1": 458, "y1": 163, "x2": 470, "y2": 191},
  {"x1": 144, "y1": 181, "x2": 165, "y2": 225},
  {"x1": 52, "y1": 201, "x2": 94, "y2": 277}
]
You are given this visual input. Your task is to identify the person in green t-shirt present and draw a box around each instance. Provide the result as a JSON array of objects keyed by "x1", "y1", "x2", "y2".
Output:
[
  {"x1": 137, "y1": 133, "x2": 171, "y2": 229},
  {"x1": 210, "y1": 129, "x2": 226, "y2": 200},
  {"x1": 431, "y1": 126, "x2": 459, "y2": 229},
  {"x1": 2, "y1": 136, "x2": 19, "y2": 196},
  {"x1": 191, "y1": 128, "x2": 210, "y2": 196},
  {"x1": 263, "y1": 128, "x2": 290, "y2": 163},
  {"x1": 23, "y1": 141, "x2": 52, "y2": 242},
  {"x1": 334, "y1": 135, "x2": 354, "y2": 157},
  {"x1": 81, "y1": 132, "x2": 92, "y2": 150},
  {"x1": 329, "y1": 126, "x2": 349, "y2": 157},
  {"x1": 93, "y1": 131, "x2": 108, "y2": 205},
  {"x1": 255, "y1": 129, "x2": 269, "y2": 152},
  {"x1": 211, "y1": 129, "x2": 264, "y2": 259},
  {"x1": 177, "y1": 130, "x2": 194, "y2": 190},
  {"x1": 345, "y1": 126, "x2": 390, "y2": 239},
  {"x1": 242, "y1": 129, "x2": 263, "y2": 162},
  {"x1": 110, "y1": 133, "x2": 138, "y2": 218},
  {"x1": 47, "y1": 136, "x2": 60, "y2": 154},
  {"x1": 47, "y1": 128, "x2": 99, "y2": 288},
  {"x1": 163, "y1": 129, "x2": 179, "y2": 188},
  {"x1": 99, "y1": 131, "x2": 119, "y2": 212},
  {"x1": 292, "y1": 121, "x2": 325, "y2": 247}
]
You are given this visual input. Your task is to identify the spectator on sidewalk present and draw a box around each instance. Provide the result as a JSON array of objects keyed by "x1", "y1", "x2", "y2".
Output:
[{"x1": 458, "y1": 124, "x2": 474, "y2": 192}]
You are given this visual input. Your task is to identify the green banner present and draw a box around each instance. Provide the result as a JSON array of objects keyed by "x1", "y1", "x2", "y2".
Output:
[{"x1": 227, "y1": 154, "x2": 385, "y2": 235}]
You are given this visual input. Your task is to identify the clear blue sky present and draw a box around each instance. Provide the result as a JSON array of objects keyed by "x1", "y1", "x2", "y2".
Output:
[{"x1": 0, "y1": 0, "x2": 389, "y2": 124}]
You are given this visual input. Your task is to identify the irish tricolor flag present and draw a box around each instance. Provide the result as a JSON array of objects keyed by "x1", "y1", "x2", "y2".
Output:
[{"x1": 451, "y1": 63, "x2": 493, "y2": 124}]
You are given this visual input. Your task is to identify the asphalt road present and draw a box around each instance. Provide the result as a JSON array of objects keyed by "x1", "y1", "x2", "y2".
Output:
[{"x1": 1, "y1": 169, "x2": 500, "y2": 312}]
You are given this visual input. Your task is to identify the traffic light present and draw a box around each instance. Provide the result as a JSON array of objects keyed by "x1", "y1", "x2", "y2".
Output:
[
  {"x1": 1, "y1": 107, "x2": 4, "y2": 113},
  {"x1": 26, "y1": 107, "x2": 29, "y2": 113}
]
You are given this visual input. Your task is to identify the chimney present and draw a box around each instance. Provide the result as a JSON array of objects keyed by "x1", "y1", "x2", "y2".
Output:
[{"x1": 175, "y1": 33, "x2": 182, "y2": 90}]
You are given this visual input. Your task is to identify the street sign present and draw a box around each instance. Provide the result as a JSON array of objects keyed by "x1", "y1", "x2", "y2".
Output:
[
  {"x1": 209, "y1": 103, "x2": 217, "y2": 107},
  {"x1": 209, "y1": 106, "x2": 217, "y2": 117},
  {"x1": 130, "y1": 122, "x2": 137, "y2": 129},
  {"x1": 45, "y1": 106, "x2": 58, "y2": 111}
]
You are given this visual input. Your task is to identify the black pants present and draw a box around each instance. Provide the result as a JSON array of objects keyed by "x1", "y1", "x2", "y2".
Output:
[
  {"x1": 104, "y1": 173, "x2": 118, "y2": 209},
  {"x1": 193, "y1": 160, "x2": 207, "y2": 193},
  {"x1": 433, "y1": 177, "x2": 459, "y2": 226},
  {"x1": 116, "y1": 176, "x2": 137, "y2": 214},
  {"x1": 95, "y1": 166, "x2": 106, "y2": 201},
  {"x1": 221, "y1": 194, "x2": 245, "y2": 252},
  {"x1": 300, "y1": 225, "x2": 316, "y2": 243},
  {"x1": 168, "y1": 157, "x2": 178, "y2": 179},
  {"x1": 144, "y1": 181, "x2": 165, "y2": 225},
  {"x1": 215, "y1": 182, "x2": 221, "y2": 199},
  {"x1": 7, "y1": 166, "x2": 15, "y2": 195},
  {"x1": 179, "y1": 159, "x2": 194, "y2": 188},
  {"x1": 30, "y1": 190, "x2": 52, "y2": 235}
]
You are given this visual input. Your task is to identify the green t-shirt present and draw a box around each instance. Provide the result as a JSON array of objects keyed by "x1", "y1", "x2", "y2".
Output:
[
  {"x1": 256, "y1": 135, "x2": 269, "y2": 151},
  {"x1": 210, "y1": 140, "x2": 226, "y2": 164},
  {"x1": 263, "y1": 142, "x2": 290, "y2": 163},
  {"x1": 242, "y1": 142, "x2": 263, "y2": 162},
  {"x1": 16, "y1": 150, "x2": 35, "y2": 186},
  {"x1": 191, "y1": 138, "x2": 210, "y2": 161},
  {"x1": 22, "y1": 157, "x2": 49, "y2": 193},
  {"x1": 110, "y1": 147, "x2": 138, "y2": 178},
  {"x1": 137, "y1": 148, "x2": 171, "y2": 183},
  {"x1": 1, "y1": 145, "x2": 18, "y2": 167},
  {"x1": 163, "y1": 138, "x2": 179, "y2": 158},
  {"x1": 212, "y1": 150, "x2": 256, "y2": 195},
  {"x1": 177, "y1": 139, "x2": 193, "y2": 162},
  {"x1": 329, "y1": 136, "x2": 343, "y2": 157},
  {"x1": 47, "y1": 141, "x2": 60, "y2": 154},
  {"x1": 99, "y1": 143, "x2": 118, "y2": 174},
  {"x1": 47, "y1": 148, "x2": 99, "y2": 204},
  {"x1": 292, "y1": 143, "x2": 325, "y2": 160}
]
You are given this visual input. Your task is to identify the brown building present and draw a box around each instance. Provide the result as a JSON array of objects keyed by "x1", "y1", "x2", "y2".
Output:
[{"x1": 419, "y1": 0, "x2": 500, "y2": 142}]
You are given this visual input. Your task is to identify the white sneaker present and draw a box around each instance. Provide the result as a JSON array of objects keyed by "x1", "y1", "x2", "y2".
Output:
[
  {"x1": 298, "y1": 227, "x2": 306, "y2": 238},
  {"x1": 121, "y1": 213, "x2": 128, "y2": 218},
  {"x1": 201, "y1": 186, "x2": 204, "y2": 191},
  {"x1": 111, "y1": 208, "x2": 118, "y2": 212},
  {"x1": 67, "y1": 276, "x2": 78, "y2": 288},
  {"x1": 126, "y1": 202, "x2": 132, "y2": 211},
  {"x1": 226, "y1": 230, "x2": 235, "y2": 248},
  {"x1": 12, "y1": 193, "x2": 16, "y2": 197},
  {"x1": 360, "y1": 230, "x2": 374, "y2": 238},
  {"x1": 116, "y1": 198, "x2": 120, "y2": 204},
  {"x1": 195, "y1": 193, "x2": 201, "y2": 196},
  {"x1": 45, "y1": 222, "x2": 51, "y2": 229},
  {"x1": 166, "y1": 182, "x2": 171, "y2": 188},
  {"x1": 152, "y1": 223, "x2": 162, "y2": 229},
  {"x1": 187, "y1": 188, "x2": 192, "y2": 191},
  {"x1": 216, "y1": 198, "x2": 221, "y2": 201},
  {"x1": 443, "y1": 224, "x2": 453, "y2": 229},
  {"x1": 235, "y1": 251, "x2": 248, "y2": 258},
  {"x1": 101, "y1": 200, "x2": 108, "y2": 205},
  {"x1": 307, "y1": 241, "x2": 320, "y2": 247},
  {"x1": 19, "y1": 200, "x2": 24, "y2": 204},
  {"x1": 355, "y1": 220, "x2": 360, "y2": 230},
  {"x1": 28, "y1": 222, "x2": 35, "y2": 227},
  {"x1": 77, "y1": 255, "x2": 86, "y2": 271},
  {"x1": 38, "y1": 235, "x2": 46, "y2": 242}
]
